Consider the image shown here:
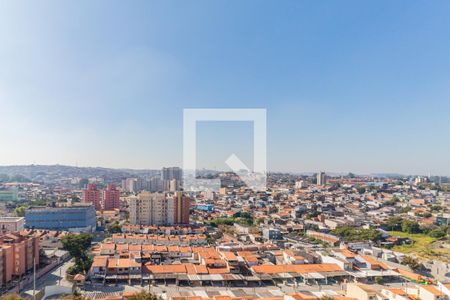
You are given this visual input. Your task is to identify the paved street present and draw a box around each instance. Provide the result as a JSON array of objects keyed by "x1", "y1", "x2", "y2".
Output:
[{"x1": 21, "y1": 260, "x2": 74, "y2": 297}]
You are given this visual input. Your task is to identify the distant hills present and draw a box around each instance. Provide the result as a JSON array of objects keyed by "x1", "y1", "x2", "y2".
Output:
[{"x1": 0, "y1": 164, "x2": 160, "y2": 182}]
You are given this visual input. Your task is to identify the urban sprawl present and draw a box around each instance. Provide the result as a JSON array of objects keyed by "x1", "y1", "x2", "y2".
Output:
[{"x1": 0, "y1": 165, "x2": 450, "y2": 300}]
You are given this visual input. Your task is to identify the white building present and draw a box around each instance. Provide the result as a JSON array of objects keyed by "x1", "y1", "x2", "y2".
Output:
[
  {"x1": 0, "y1": 217, "x2": 25, "y2": 231},
  {"x1": 295, "y1": 180, "x2": 308, "y2": 189}
]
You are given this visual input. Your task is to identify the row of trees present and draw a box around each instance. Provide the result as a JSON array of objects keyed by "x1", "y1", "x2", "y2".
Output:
[
  {"x1": 383, "y1": 216, "x2": 450, "y2": 238},
  {"x1": 331, "y1": 226, "x2": 383, "y2": 242},
  {"x1": 208, "y1": 211, "x2": 254, "y2": 227}
]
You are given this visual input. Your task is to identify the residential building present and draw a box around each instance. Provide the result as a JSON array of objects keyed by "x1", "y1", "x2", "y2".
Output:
[
  {"x1": 173, "y1": 192, "x2": 190, "y2": 225},
  {"x1": 0, "y1": 217, "x2": 25, "y2": 232},
  {"x1": 122, "y1": 178, "x2": 137, "y2": 193},
  {"x1": 317, "y1": 171, "x2": 327, "y2": 186},
  {"x1": 295, "y1": 181, "x2": 308, "y2": 189},
  {"x1": 162, "y1": 167, "x2": 182, "y2": 182},
  {"x1": 103, "y1": 184, "x2": 120, "y2": 210},
  {"x1": 129, "y1": 192, "x2": 190, "y2": 226},
  {"x1": 129, "y1": 192, "x2": 168, "y2": 226},
  {"x1": 0, "y1": 232, "x2": 39, "y2": 288},
  {"x1": 262, "y1": 228, "x2": 282, "y2": 240},
  {"x1": 346, "y1": 283, "x2": 382, "y2": 300},
  {"x1": 419, "y1": 286, "x2": 447, "y2": 300},
  {"x1": 149, "y1": 177, "x2": 163, "y2": 192},
  {"x1": 83, "y1": 184, "x2": 102, "y2": 210},
  {"x1": 162, "y1": 167, "x2": 182, "y2": 191}
]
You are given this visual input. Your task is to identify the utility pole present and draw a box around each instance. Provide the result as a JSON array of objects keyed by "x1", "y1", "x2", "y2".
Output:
[{"x1": 33, "y1": 257, "x2": 36, "y2": 300}]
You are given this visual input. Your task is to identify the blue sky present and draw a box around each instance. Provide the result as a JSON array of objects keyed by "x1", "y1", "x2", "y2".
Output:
[{"x1": 1, "y1": 1, "x2": 450, "y2": 175}]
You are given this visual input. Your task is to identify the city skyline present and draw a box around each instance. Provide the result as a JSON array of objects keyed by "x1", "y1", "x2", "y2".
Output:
[
  {"x1": 0, "y1": 163, "x2": 445, "y2": 178},
  {"x1": 1, "y1": 1, "x2": 450, "y2": 174}
]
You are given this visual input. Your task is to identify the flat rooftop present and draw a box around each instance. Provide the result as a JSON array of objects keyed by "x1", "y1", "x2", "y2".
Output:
[{"x1": 0, "y1": 217, "x2": 25, "y2": 221}]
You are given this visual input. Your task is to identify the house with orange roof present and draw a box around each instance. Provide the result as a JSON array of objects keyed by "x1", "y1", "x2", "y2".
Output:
[
  {"x1": 237, "y1": 251, "x2": 259, "y2": 267},
  {"x1": 381, "y1": 287, "x2": 417, "y2": 300},
  {"x1": 285, "y1": 293, "x2": 318, "y2": 300},
  {"x1": 418, "y1": 286, "x2": 447, "y2": 300},
  {"x1": 437, "y1": 283, "x2": 450, "y2": 298},
  {"x1": 357, "y1": 255, "x2": 389, "y2": 271},
  {"x1": 346, "y1": 283, "x2": 383, "y2": 300},
  {"x1": 100, "y1": 243, "x2": 116, "y2": 255},
  {"x1": 283, "y1": 250, "x2": 305, "y2": 265},
  {"x1": 333, "y1": 249, "x2": 357, "y2": 262},
  {"x1": 91, "y1": 256, "x2": 108, "y2": 278},
  {"x1": 106, "y1": 258, "x2": 141, "y2": 279}
]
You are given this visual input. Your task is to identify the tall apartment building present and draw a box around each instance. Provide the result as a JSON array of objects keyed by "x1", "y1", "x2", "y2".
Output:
[
  {"x1": 149, "y1": 177, "x2": 162, "y2": 192},
  {"x1": 122, "y1": 178, "x2": 137, "y2": 193},
  {"x1": 162, "y1": 167, "x2": 182, "y2": 182},
  {"x1": 83, "y1": 183, "x2": 121, "y2": 210},
  {"x1": 161, "y1": 167, "x2": 182, "y2": 191},
  {"x1": 121, "y1": 178, "x2": 150, "y2": 193},
  {"x1": 83, "y1": 184, "x2": 102, "y2": 210},
  {"x1": 129, "y1": 192, "x2": 190, "y2": 225},
  {"x1": 0, "y1": 232, "x2": 39, "y2": 288},
  {"x1": 129, "y1": 192, "x2": 167, "y2": 225},
  {"x1": 173, "y1": 192, "x2": 190, "y2": 224},
  {"x1": 103, "y1": 184, "x2": 120, "y2": 210},
  {"x1": 317, "y1": 171, "x2": 327, "y2": 186}
]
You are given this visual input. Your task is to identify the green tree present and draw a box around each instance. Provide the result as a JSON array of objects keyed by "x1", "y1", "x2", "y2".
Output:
[
  {"x1": 401, "y1": 220, "x2": 421, "y2": 234},
  {"x1": 401, "y1": 256, "x2": 421, "y2": 270},
  {"x1": 62, "y1": 233, "x2": 92, "y2": 259},
  {"x1": 384, "y1": 216, "x2": 403, "y2": 231},
  {"x1": 268, "y1": 206, "x2": 279, "y2": 214},
  {"x1": 107, "y1": 221, "x2": 122, "y2": 233},
  {"x1": 383, "y1": 197, "x2": 399, "y2": 207},
  {"x1": 254, "y1": 218, "x2": 265, "y2": 226},
  {"x1": 62, "y1": 233, "x2": 93, "y2": 274},
  {"x1": 400, "y1": 206, "x2": 412, "y2": 213},
  {"x1": 431, "y1": 205, "x2": 443, "y2": 212},
  {"x1": 211, "y1": 218, "x2": 231, "y2": 227},
  {"x1": 14, "y1": 206, "x2": 28, "y2": 217},
  {"x1": 235, "y1": 217, "x2": 253, "y2": 226},
  {"x1": 357, "y1": 186, "x2": 366, "y2": 194},
  {"x1": 233, "y1": 211, "x2": 253, "y2": 219},
  {"x1": 429, "y1": 228, "x2": 447, "y2": 239},
  {"x1": 78, "y1": 178, "x2": 89, "y2": 189},
  {"x1": 332, "y1": 226, "x2": 382, "y2": 242}
]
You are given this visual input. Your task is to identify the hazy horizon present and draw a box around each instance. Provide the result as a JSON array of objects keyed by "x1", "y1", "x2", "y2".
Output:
[{"x1": 0, "y1": 163, "x2": 445, "y2": 177}]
